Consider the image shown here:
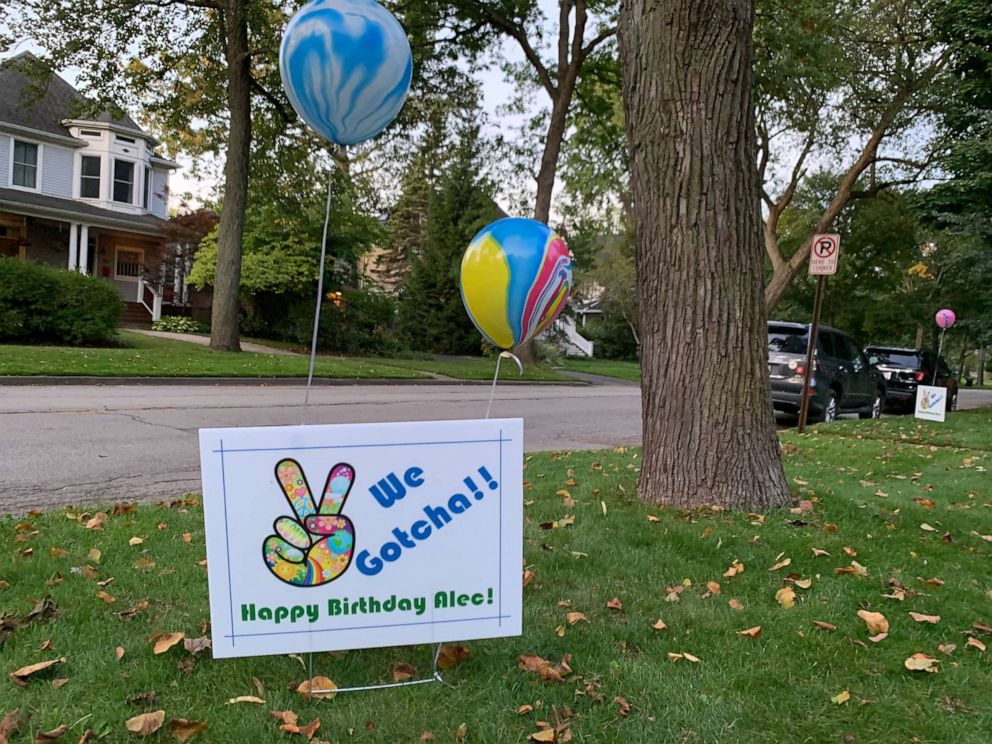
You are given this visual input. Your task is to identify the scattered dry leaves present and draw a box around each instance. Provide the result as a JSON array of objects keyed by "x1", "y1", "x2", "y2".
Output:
[
  {"x1": 566, "y1": 612, "x2": 587, "y2": 626},
  {"x1": 908, "y1": 612, "x2": 940, "y2": 624},
  {"x1": 651, "y1": 618, "x2": 668, "y2": 631},
  {"x1": 390, "y1": 662, "x2": 415, "y2": 682},
  {"x1": 34, "y1": 724, "x2": 68, "y2": 742},
  {"x1": 967, "y1": 637, "x2": 986, "y2": 652},
  {"x1": 227, "y1": 696, "x2": 266, "y2": 705},
  {"x1": 812, "y1": 620, "x2": 837, "y2": 632},
  {"x1": 518, "y1": 653, "x2": 572, "y2": 683},
  {"x1": 737, "y1": 626, "x2": 762, "y2": 639},
  {"x1": 831, "y1": 690, "x2": 851, "y2": 705},
  {"x1": 605, "y1": 597, "x2": 623, "y2": 612}
]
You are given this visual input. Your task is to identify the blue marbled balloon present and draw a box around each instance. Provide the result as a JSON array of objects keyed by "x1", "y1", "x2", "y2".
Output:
[{"x1": 280, "y1": 0, "x2": 413, "y2": 146}]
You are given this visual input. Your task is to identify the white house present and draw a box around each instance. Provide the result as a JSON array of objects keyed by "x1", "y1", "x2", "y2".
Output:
[{"x1": 0, "y1": 52, "x2": 179, "y2": 322}]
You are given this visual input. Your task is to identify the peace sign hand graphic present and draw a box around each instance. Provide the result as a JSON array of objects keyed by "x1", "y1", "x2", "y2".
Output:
[{"x1": 263, "y1": 459, "x2": 356, "y2": 587}]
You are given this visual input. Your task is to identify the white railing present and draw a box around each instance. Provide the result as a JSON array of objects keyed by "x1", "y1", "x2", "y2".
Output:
[
  {"x1": 136, "y1": 278, "x2": 163, "y2": 322},
  {"x1": 546, "y1": 315, "x2": 595, "y2": 358}
]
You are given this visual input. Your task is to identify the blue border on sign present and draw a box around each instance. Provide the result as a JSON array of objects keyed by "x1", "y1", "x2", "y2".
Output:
[{"x1": 216, "y1": 432, "x2": 514, "y2": 645}]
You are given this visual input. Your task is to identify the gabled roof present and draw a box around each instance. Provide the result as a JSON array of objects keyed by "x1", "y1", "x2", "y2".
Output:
[
  {"x1": 0, "y1": 52, "x2": 147, "y2": 141},
  {"x1": 0, "y1": 187, "x2": 166, "y2": 237}
]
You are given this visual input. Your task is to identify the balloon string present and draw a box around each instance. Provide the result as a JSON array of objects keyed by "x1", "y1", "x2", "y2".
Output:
[
  {"x1": 302, "y1": 170, "x2": 335, "y2": 425},
  {"x1": 933, "y1": 328, "x2": 945, "y2": 387},
  {"x1": 485, "y1": 351, "x2": 523, "y2": 419}
]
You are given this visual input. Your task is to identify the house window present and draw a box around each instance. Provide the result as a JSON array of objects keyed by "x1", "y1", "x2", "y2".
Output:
[
  {"x1": 116, "y1": 134, "x2": 137, "y2": 144},
  {"x1": 113, "y1": 160, "x2": 134, "y2": 203},
  {"x1": 115, "y1": 248, "x2": 143, "y2": 279},
  {"x1": 12, "y1": 140, "x2": 39, "y2": 189},
  {"x1": 143, "y1": 166, "x2": 151, "y2": 209},
  {"x1": 80, "y1": 129, "x2": 101, "y2": 138},
  {"x1": 80, "y1": 156, "x2": 101, "y2": 198}
]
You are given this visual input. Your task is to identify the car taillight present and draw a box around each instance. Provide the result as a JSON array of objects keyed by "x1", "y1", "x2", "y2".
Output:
[
  {"x1": 794, "y1": 361, "x2": 818, "y2": 377},
  {"x1": 914, "y1": 371, "x2": 926, "y2": 382}
]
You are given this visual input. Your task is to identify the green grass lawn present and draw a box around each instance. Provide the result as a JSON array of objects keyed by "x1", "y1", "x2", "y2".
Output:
[
  {"x1": 0, "y1": 333, "x2": 569, "y2": 382},
  {"x1": 559, "y1": 358, "x2": 641, "y2": 381},
  {"x1": 2, "y1": 411, "x2": 991, "y2": 741}
]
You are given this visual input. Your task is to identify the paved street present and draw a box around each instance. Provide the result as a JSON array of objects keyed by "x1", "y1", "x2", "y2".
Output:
[
  {"x1": 0, "y1": 383, "x2": 641, "y2": 512},
  {"x1": 1, "y1": 383, "x2": 989, "y2": 513}
]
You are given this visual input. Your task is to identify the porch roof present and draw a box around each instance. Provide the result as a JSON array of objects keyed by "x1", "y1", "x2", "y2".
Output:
[{"x1": 0, "y1": 187, "x2": 166, "y2": 238}]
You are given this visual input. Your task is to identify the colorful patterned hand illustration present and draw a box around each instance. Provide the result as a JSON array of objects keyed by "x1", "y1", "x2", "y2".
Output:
[{"x1": 263, "y1": 459, "x2": 356, "y2": 587}]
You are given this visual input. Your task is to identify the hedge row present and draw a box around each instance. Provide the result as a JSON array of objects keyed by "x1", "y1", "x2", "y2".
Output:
[{"x1": 0, "y1": 258, "x2": 122, "y2": 345}]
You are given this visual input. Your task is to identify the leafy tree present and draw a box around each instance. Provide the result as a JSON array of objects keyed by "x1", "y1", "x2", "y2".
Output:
[
  {"x1": 620, "y1": 0, "x2": 790, "y2": 509},
  {"x1": 398, "y1": 126, "x2": 504, "y2": 354}
]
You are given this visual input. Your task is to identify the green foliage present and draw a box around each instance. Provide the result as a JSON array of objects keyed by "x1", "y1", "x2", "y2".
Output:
[
  {"x1": 580, "y1": 315, "x2": 638, "y2": 360},
  {"x1": 398, "y1": 126, "x2": 504, "y2": 355},
  {"x1": 152, "y1": 316, "x2": 208, "y2": 334},
  {"x1": 0, "y1": 258, "x2": 121, "y2": 345}
]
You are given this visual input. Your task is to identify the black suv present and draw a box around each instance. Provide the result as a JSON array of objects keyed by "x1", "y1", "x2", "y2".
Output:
[
  {"x1": 768, "y1": 322, "x2": 886, "y2": 422},
  {"x1": 863, "y1": 346, "x2": 958, "y2": 413}
]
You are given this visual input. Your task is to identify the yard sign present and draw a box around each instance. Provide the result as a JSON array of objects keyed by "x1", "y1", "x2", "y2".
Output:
[
  {"x1": 914, "y1": 386, "x2": 947, "y2": 423},
  {"x1": 198, "y1": 418, "x2": 524, "y2": 659}
]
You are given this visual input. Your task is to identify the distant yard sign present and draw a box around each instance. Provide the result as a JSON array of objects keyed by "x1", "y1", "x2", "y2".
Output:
[
  {"x1": 914, "y1": 385, "x2": 947, "y2": 423},
  {"x1": 198, "y1": 418, "x2": 524, "y2": 658},
  {"x1": 809, "y1": 234, "x2": 840, "y2": 275}
]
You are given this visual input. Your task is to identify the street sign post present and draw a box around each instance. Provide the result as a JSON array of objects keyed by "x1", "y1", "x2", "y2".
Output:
[{"x1": 798, "y1": 234, "x2": 841, "y2": 433}]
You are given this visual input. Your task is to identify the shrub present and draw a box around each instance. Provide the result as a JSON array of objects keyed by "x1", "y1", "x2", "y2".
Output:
[
  {"x1": 152, "y1": 315, "x2": 208, "y2": 334},
  {"x1": 240, "y1": 288, "x2": 399, "y2": 355},
  {"x1": 0, "y1": 258, "x2": 122, "y2": 345}
]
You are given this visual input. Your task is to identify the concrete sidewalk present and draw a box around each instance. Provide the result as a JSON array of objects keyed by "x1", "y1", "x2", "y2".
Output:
[{"x1": 128, "y1": 329, "x2": 301, "y2": 356}]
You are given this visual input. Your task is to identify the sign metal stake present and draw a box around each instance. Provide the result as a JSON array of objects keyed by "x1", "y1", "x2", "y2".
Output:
[{"x1": 797, "y1": 234, "x2": 840, "y2": 433}]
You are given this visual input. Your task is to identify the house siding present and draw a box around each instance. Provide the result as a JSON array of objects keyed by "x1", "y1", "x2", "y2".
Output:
[
  {"x1": 42, "y1": 143, "x2": 73, "y2": 198},
  {"x1": 0, "y1": 134, "x2": 9, "y2": 187},
  {"x1": 150, "y1": 168, "x2": 168, "y2": 218}
]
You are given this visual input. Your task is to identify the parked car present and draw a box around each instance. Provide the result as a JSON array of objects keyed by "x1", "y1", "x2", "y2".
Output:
[
  {"x1": 863, "y1": 346, "x2": 958, "y2": 413},
  {"x1": 768, "y1": 322, "x2": 886, "y2": 422}
]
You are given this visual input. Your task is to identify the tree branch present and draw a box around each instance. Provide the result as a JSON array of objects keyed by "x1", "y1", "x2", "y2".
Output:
[
  {"x1": 581, "y1": 25, "x2": 617, "y2": 57},
  {"x1": 249, "y1": 75, "x2": 293, "y2": 124},
  {"x1": 485, "y1": 9, "x2": 557, "y2": 98}
]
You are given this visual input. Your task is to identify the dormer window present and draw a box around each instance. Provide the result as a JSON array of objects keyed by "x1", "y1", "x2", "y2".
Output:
[
  {"x1": 115, "y1": 134, "x2": 137, "y2": 144},
  {"x1": 80, "y1": 156, "x2": 101, "y2": 198},
  {"x1": 80, "y1": 129, "x2": 101, "y2": 138},
  {"x1": 113, "y1": 159, "x2": 134, "y2": 203},
  {"x1": 12, "y1": 140, "x2": 39, "y2": 189}
]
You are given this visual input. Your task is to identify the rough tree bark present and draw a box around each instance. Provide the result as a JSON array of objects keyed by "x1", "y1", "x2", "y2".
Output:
[
  {"x1": 619, "y1": 0, "x2": 790, "y2": 509},
  {"x1": 209, "y1": 0, "x2": 252, "y2": 352}
]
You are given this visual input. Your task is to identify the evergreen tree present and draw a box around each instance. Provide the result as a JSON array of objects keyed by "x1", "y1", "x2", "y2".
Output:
[{"x1": 398, "y1": 126, "x2": 504, "y2": 354}]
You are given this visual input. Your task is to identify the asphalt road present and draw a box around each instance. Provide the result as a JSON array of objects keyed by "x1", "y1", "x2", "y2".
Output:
[
  {"x1": 2, "y1": 383, "x2": 989, "y2": 514},
  {"x1": 0, "y1": 383, "x2": 641, "y2": 513}
]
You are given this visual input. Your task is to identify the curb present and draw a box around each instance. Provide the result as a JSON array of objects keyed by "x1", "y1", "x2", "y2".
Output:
[{"x1": 0, "y1": 376, "x2": 590, "y2": 387}]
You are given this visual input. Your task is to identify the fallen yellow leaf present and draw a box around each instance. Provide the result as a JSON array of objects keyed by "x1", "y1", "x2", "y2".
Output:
[
  {"x1": 296, "y1": 676, "x2": 337, "y2": 700},
  {"x1": 769, "y1": 558, "x2": 792, "y2": 572},
  {"x1": 908, "y1": 611, "x2": 941, "y2": 624},
  {"x1": 857, "y1": 610, "x2": 889, "y2": 636},
  {"x1": 831, "y1": 690, "x2": 851, "y2": 705},
  {"x1": 150, "y1": 632, "x2": 184, "y2": 655},
  {"x1": 967, "y1": 637, "x2": 986, "y2": 652},
  {"x1": 129, "y1": 536, "x2": 144, "y2": 546},
  {"x1": 566, "y1": 612, "x2": 587, "y2": 625},
  {"x1": 125, "y1": 710, "x2": 165, "y2": 736},
  {"x1": 736, "y1": 626, "x2": 762, "y2": 639},
  {"x1": 226, "y1": 696, "x2": 266, "y2": 704},
  {"x1": 728, "y1": 599, "x2": 744, "y2": 611},
  {"x1": 651, "y1": 618, "x2": 668, "y2": 630},
  {"x1": 904, "y1": 653, "x2": 939, "y2": 672},
  {"x1": 775, "y1": 587, "x2": 795, "y2": 609}
]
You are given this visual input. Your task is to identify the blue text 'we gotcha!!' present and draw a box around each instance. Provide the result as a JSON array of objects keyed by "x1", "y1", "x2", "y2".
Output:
[{"x1": 355, "y1": 465, "x2": 499, "y2": 576}]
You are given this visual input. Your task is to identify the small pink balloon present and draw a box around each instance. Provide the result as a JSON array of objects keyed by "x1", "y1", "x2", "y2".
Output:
[{"x1": 935, "y1": 308, "x2": 956, "y2": 329}]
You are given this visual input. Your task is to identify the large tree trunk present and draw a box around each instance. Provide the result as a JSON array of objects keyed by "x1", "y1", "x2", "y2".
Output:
[
  {"x1": 619, "y1": 0, "x2": 790, "y2": 509},
  {"x1": 209, "y1": 0, "x2": 252, "y2": 352}
]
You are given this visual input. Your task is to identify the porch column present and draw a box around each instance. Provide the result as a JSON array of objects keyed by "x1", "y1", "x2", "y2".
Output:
[
  {"x1": 78, "y1": 225, "x2": 89, "y2": 275},
  {"x1": 67, "y1": 223, "x2": 79, "y2": 271}
]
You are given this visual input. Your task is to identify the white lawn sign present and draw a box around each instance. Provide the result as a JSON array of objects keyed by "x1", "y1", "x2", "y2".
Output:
[
  {"x1": 914, "y1": 386, "x2": 947, "y2": 423},
  {"x1": 198, "y1": 418, "x2": 524, "y2": 659}
]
